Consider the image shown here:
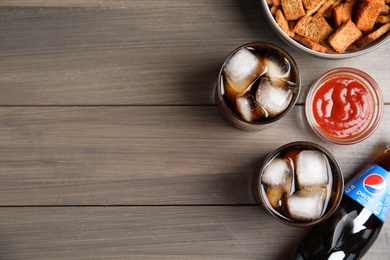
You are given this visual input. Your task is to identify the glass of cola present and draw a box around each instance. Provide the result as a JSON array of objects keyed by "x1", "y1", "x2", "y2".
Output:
[
  {"x1": 255, "y1": 141, "x2": 344, "y2": 227},
  {"x1": 216, "y1": 42, "x2": 300, "y2": 131}
]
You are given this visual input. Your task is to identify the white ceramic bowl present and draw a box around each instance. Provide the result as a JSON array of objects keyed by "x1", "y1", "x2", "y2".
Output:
[{"x1": 260, "y1": 0, "x2": 390, "y2": 59}]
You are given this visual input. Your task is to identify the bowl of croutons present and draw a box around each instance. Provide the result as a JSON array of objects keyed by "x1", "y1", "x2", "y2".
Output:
[{"x1": 261, "y1": 0, "x2": 390, "y2": 58}]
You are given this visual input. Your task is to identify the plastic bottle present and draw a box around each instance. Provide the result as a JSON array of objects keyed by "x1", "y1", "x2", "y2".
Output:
[{"x1": 290, "y1": 145, "x2": 390, "y2": 259}]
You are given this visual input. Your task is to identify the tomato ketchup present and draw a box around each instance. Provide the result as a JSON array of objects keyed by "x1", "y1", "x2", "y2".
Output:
[
  {"x1": 312, "y1": 76, "x2": 374, "y2": 138},
  {"x1": 306, "y1": 68, "x2": 383, "y2": 144}
]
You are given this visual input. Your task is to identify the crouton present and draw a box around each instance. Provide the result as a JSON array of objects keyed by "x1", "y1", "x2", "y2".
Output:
[
  {"x1": 317, "y1": 0, "x2": 342, "y2": 18},
  {"x1": 275, "y1": 9, "x2": 295, "y2": 37},
  {"x1": 281, "y1": 0, "x2": 306, "y2": 20},
  {"x1": 356, "y1": 23, "x2": 390, "y2": 47},
  {"x1": 321, "y1": 41, "x2": 337, "y2": 54},
  {"x1": 302, "y1": 0, "x2": 322, "y2": 10},
  {"x1": 317, "y1": 14, "x2": 334, "y2": 41},
  {"x1": 293, "y1": 14, "x2": 333, "y2": 43},
  {"x1": 272, "y1": 0, "x2": 282, "y2": 6},
  {"x1": 377, "y1": 15, "x2": 390, "y2": 23},
  {"x1": 293, "y1": 16, "x2": 316, "y2": 40},
  {"x1": 333, "y1": 0, "x2": 358, "y2": 27},
  {"x1": 293, "y1": 34, "x2": 329, "y2": 53},
  {"x1": 328, "y1": 20, "x2": 363, "y2": 53},
  {"x1": 346, "y1": 43, "x2": 360, "y2": 52},
  {"x1": 270, "y1": 5, "x2": 279, "y2": 15},
  {"x1": 289, "y1": 20, "x2": 297, "y2": 29},
  {"x1": 380, "y1": 4, "x2": 390, "y2": 14},
  {"x1": 356, "y1": 0, "x2": 386, "y2": 32},
  {"x1": 306, "y1": 0, "x2": 328, "y2": 16}
]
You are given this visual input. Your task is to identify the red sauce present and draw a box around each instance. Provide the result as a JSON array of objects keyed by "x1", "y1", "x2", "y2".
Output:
[{"x1": 312, "y1": 76, "x2": 374, "y2": 139}]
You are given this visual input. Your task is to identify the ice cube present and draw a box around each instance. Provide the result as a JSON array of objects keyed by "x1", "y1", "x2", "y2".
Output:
[
  {"x1": 295, "y1": 150, "x2": 329, "y2": 187},
  {"x1": 262, "y1": 157, "x2": 293, "y2": 208},
  {"x1": 264, "y1": 57, "x2": 290, "y2": 79},
  {"x1": 223, "y1": 48, "x2": 265, "y2": 97},
  {"x1": 262, "y1": 157, "x2": 293, "y2": 187},
  {"x1": 286, "y1": 191, "x2": 325, "y2": 221},
  {"x1": 263, "y1": 57, "x2": 298, "y2": 90},
  {"x1": 236, "y1": 95, "x2": 254, "y2": 122},
  {"x1": 255, "y1": 78, "x2": 293, "y2": 117},
  {"x1": 301, "y1": 186, "x2": 330, "y2": 214},
  {"x1": 236, "y1": 94, "x2": 266, "y2": 122}
]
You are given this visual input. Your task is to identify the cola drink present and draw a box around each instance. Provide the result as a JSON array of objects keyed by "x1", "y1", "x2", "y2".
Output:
[
  {"x1": 290, "y1": 146, "x2": 390, "y2": 259},
  {"x1": 215, "y1": 42, "x2": 301, "y2": 131},
  {"x1": 255, "y1": 141, "x2": 344, "y2": 227}
]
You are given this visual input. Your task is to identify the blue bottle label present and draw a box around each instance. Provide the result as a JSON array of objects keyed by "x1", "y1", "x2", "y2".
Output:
[{"x1": 344, "y1": 163, "x2": 390, "y2": 223}]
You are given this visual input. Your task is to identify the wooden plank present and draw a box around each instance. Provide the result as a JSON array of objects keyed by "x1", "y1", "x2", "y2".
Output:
[
  {"x1": 0, "y1": 105, "x2": 388, "y2": 205},
  {"x1": 0, "y1": 206, "x2": 388, "y2": 259},
  {"x1": 0, "y1": 0, "x2": 259, "y2": 8},
  {"x1": 0, "y1": 6, "x2": 389, "y2": 105}
]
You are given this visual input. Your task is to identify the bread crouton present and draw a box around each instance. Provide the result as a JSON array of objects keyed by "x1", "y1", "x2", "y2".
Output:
[
  {"x1": 281, "y1": 0, "x2": 305, "y2": 20},
  {"x1": 317, "y1": 0, "x2": 342, "y2": 18},
  {"x1": 272, "y1": 0, "x2": 282, "y2": 6},
  {"x1": 328, "y1": 20, "x2": 363, "y2": 53},
  {"x1": 333, "y1": 0, "x2": 358, "y2": 27},
  {"x1": 275, "y1": 9, "x2": 295, "y2": 37},
  {"x1": 377, "y1": 15, "x2": 390, "y2": 23},
  {"x1": 270, "y1": 5, "x2": 279, "y2": 15},
  {"x1": 306, "y1": 0, "x2": 328, "y2": 16},
  {"x1": 346, "y1": 43, "x2": 359, "y2": 52},
  {"x1": 356, "y1": 23, "x2": 390, "y2": 47},
  {"x1": 356, "y1": 0, "x2": 386, "y2": 32},
  {"x1": 380, "y1": 4, "x2": 390, "y2": 14},
  {"x1": 317, "y1": 15, "x2": 334, "y2": 41},
  {"x1": 293, "y1": 14, "x2": 333, "y2": 43},
  {"x1": 293, "y1": 34, "x2": 329, "y2": 53},
  {"x1": 301, "y1": 0, "x2": 322, "y2": 10}
]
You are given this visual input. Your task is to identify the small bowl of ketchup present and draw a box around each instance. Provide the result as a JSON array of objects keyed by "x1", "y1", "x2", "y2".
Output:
[{"x1": 306, "y1": 67, "x2": 384, "y2": 145}]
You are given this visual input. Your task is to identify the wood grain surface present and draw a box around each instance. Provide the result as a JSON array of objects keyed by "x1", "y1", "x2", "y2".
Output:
[{"x1": 0, "y1": 0, "x2": 389, "y2": 259}]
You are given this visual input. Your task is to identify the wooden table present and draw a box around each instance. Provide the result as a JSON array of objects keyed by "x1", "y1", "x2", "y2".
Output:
[{"x1": 0, "y1": 1, "x2": 389, "y2": 259}]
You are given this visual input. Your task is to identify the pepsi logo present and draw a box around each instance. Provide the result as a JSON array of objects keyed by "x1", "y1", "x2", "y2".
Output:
[{"x1": 363, "y1": 174, "x2": 386, "y2": 195}]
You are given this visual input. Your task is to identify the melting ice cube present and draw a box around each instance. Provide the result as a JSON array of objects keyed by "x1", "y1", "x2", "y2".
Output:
[
  {"x1": 236, "y1": 95, "x2": 254, "y2": 122},
  {"x1": 262, "y1": 158, "x2": 293, "y2": 208},
  {"x1": 236, "y1": 94, "x2": 267, "y2": 122},
  {"x1": 255, "y1": 78, "x2": 293, "y2": 117},
  {"x1": 295, "y1": 150, "x2": 329, "y2": 187},
  {"x1": 263, "y1": 57, "x2": 298, "y2": 90},
  {"x1": 262, "y1": 157, "x2": 293, "y2": 186},
  {"x1": 286, "y1": 191, "x2": 325, "y2": 220},
  {"x1": 264, "y1": 57, "x2": 290, "y2": 79},
  {"x1": 223, "y1": 48, "x2": 265, "y2": 97}
]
